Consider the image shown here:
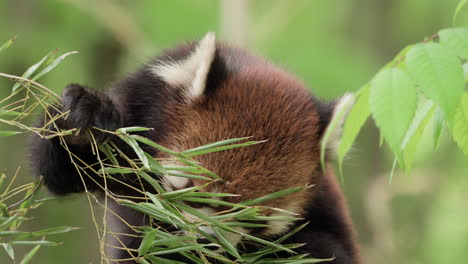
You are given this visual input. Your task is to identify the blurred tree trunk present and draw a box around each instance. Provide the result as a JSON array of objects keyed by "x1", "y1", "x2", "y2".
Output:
[{"x1": 220, "y1": 0, "x2": 250, "y2": 46}]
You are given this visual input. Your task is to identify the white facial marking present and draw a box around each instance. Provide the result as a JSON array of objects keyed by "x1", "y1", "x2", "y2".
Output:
[
  {"x1": 163, "y1": 174, "x2": 190, "y2": 190},
  {"x1": 262, "y1": 201, "x2": 303, "y2": 236},
  {"x1": 151, "y1": 32, "x2": 216, "y2": 101}
]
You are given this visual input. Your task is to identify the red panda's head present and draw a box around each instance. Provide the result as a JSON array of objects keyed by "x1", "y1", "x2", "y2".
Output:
[{"x1": 147, "y1": 33, "x2": 353, "y2": 245}]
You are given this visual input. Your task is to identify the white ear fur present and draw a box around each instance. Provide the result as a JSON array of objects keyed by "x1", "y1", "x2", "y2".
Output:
[
  {"x1": 151, "y1": 32, "x2": 216, "y2": 101},
  {"x1": 323, "y1": 93, "x2": 355, "y2": 155}
]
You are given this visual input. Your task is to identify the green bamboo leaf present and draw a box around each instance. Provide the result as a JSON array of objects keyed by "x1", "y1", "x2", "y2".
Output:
[
  {"x1": 369, "y1": 68, "x2": 417, "y2": 159},
  {"x1": 99, "y1": 167, "x2": 136, "y2": 174},
  {"x1": 2, "y1": 243, "x2": 14, "y2": 260},
  {"x1": 12, "y1": 50, "x2": 58, "y2": 92},
  {"x1": 138, "y1": 229, "x2": 158, "y2": 255},
  {"x1": 145, "y1": 256, "x2": 187, "y2": 264},
  {"x1": 116, "y1": 126, "x2": 153, "y2": 134},
  {"x1": 0, "y1": 131, "x2": 21, "y2": 137},
  {"x1": 183, "y1": 140, "x2": 266, "y2": 157},
  {"x1": 451, "y1": 92, "x2": 468, "y2": 155},
  {"x1": 19, "y1": 245, "x2": 40, "y2": 264},
  {"x1": 241, "y1": 186, "x2": 307, "y2": 206},
  {"x1": 0, "y1": 110, "x2": 23, "y2": 116},
  {"x1": 439, "y1": 28, "x2": 468, "y2": 60},
  {"x1": 181, "y1": 137, "x2": 251, "y2": 155},
  {"x1": 0, "y1": 36, "x2": 16, "y2": 53},
  {"x1": 213, "y1": 227, "x2": 241, "y2": 259},
  {"x1": 338, "y1": 85, "x2": 370, "y2": 172},
  {"x1": 32, "y1": 226, "x2": 78, "y2": 236},
  {"x1": 401, "y1": 100, "x2": 436, "y2": 172},
  {"x1": 405, "y1": 43, "x2": 464, "y2": 122},
  {"x1": 31, "y1": 51, "x2": 78, "y2": 82},
  {"x1": 118, "y1": 135, "x2": 150, "y2": 169},
  {"x1": 454, "y1": 0, "x2": 468, "y2": 24},
  {"x1": 11, "y1": 240, "x2": 61, "y2": 246}
]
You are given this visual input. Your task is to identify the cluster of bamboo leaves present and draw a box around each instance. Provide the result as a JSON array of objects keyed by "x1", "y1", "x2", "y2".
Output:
[
  {"x1": 96, "y1": 128, "x2": 328, "y2": 264},
  {"x1": 0, "y1": 172, "x2": 78, "y2": 263},
  {"x1": 0, "y1": 38, "x2": 329, "y2": 263},
  {"x1": 322, "y1": 27, "x2": 468, "y2": 177}
]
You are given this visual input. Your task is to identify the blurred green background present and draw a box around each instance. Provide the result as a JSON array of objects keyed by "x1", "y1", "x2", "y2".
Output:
[{"x1": 1, "y1": 0, "x2": 467, "y2": 263}]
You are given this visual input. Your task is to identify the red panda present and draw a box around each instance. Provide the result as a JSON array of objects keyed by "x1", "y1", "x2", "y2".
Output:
[{"x1": 30, "y1": 33, "x2": 360, "y2": 264}]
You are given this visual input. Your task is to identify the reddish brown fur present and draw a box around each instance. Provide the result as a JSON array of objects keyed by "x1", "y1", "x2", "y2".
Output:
[{"x1": 158, "y1": 62, "x2": 323, "y2": 213}]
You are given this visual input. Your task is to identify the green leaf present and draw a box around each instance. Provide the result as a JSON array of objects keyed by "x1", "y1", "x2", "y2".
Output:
[
  {"x1": 451, "y1": 92, "x2": 468, "y2": 155},
  {"x1": 138, "y1": 229, "x2": 158, "y2": 255},
  {"x1": 31, "y1": 51, "x2": 78, "y2": 82},
  {"x1": 337, "y1": 85, "x2": 370, "y2": 171},
  {"x1": 439, "y1": 28, "x2": 468, "y2": 60},
  {"x1": 0, "y1": 110, "x2": 23, "y2": 116},
  {"x1": 20, "y1": 245, "x2": 41, "y2": 264},
  {"x1": 118, "y1": 135, "x2": 150, "y2": 169},
  {"x1": 116, "y1": 126, "x2": 153, "y2": 134},
  {"x1": 463, "y1": 62, "x2": 468, "y2": 81},
  {"x1": 0, "y1": 131, "x2": 21, "y2": 137},
  {"x1": 405, "y1": 43, "x2": 464, "y2": 122},
  {"x1": 401, "y1": 100, "x2": 435, "y2": 172},
  {"x1": 454, "y1": 0, "x2": 468, "y2": 24},
  {"x1": 0, "y1": 36, "x2": 16, "y2": 53},
  {"x1": 433, "y1": 106, "x2": 445, "y2": 149},
  {"x1": 2, "y1": 243, "x2": 14, "y2": 260},
  {"x1": 241, "y1": 186, "x2": 307, "y2": 206},
  {"x1": 11, "y1": 240, "x2": 61, "y2": 246},
  {"x1": 369, "y1": 68, "x2": 417, "y2": 158},
  {"x1": 32, "y1": 226, "x2": 78, "y2": 236},
  {"x1": 12, "y1": 50, "x2": 58, "y2": 92}
]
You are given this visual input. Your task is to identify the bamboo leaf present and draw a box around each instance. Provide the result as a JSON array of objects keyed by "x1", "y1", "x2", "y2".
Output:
[
  {"x1": 31, "y1": 51, "x2": 78, "y2": 82},
  {"x1": 19, "y1": 245, "x2": 41, "y2": 264},
  {"x1": 0, "y1": 36, "x2": 16, "y2": 53},
  {"x1": 12, "y1": 50, "x2": 58, "y2": 92}
]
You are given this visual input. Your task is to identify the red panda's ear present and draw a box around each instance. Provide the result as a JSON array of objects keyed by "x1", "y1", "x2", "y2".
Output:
[
  {"x1": 321, "y1": 93, "x2": 355, "y2": 157},
  {"x1": 151, "y1": 32, "x2": 216, "y2": 101}
]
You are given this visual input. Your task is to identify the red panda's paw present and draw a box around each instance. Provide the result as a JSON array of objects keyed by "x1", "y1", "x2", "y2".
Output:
[{"x1": 60, "y1": 84, "x2": 122, "y2": 144}]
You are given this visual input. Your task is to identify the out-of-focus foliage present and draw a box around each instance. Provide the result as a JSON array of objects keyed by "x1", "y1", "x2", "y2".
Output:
[
  {"x1": 0, "y1": 0, "x2": 467, "y2": 263},
  {"x1": 0, "y1": 172, "x2": 77, "y2": 263}
]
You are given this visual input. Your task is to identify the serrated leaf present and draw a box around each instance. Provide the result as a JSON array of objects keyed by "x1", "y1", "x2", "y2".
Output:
[
  {"x1": 369, "y1": 68, "x2": 417, "y2": 159},
  {"x1": 401, "y1": 100, "x2": 435, "y2": 172},
  {"x1": 433, "y1": 106, "x2": 445, "y2": 149},
  {"x1": 463, "y1": 62, "x2": 468, "y2": 81},
  {"x1": 337, "y1": 85, "x2": 370, "y2": 169},
  {"x1": 405, "y1": 43, "x2": 464, "y2": 122},
  {"x1": 451, "y1": 93, "x2": 468, "y2": 156},
  {"x1": 439, "y1": 28, "x2": 468, "y2": 60}
]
